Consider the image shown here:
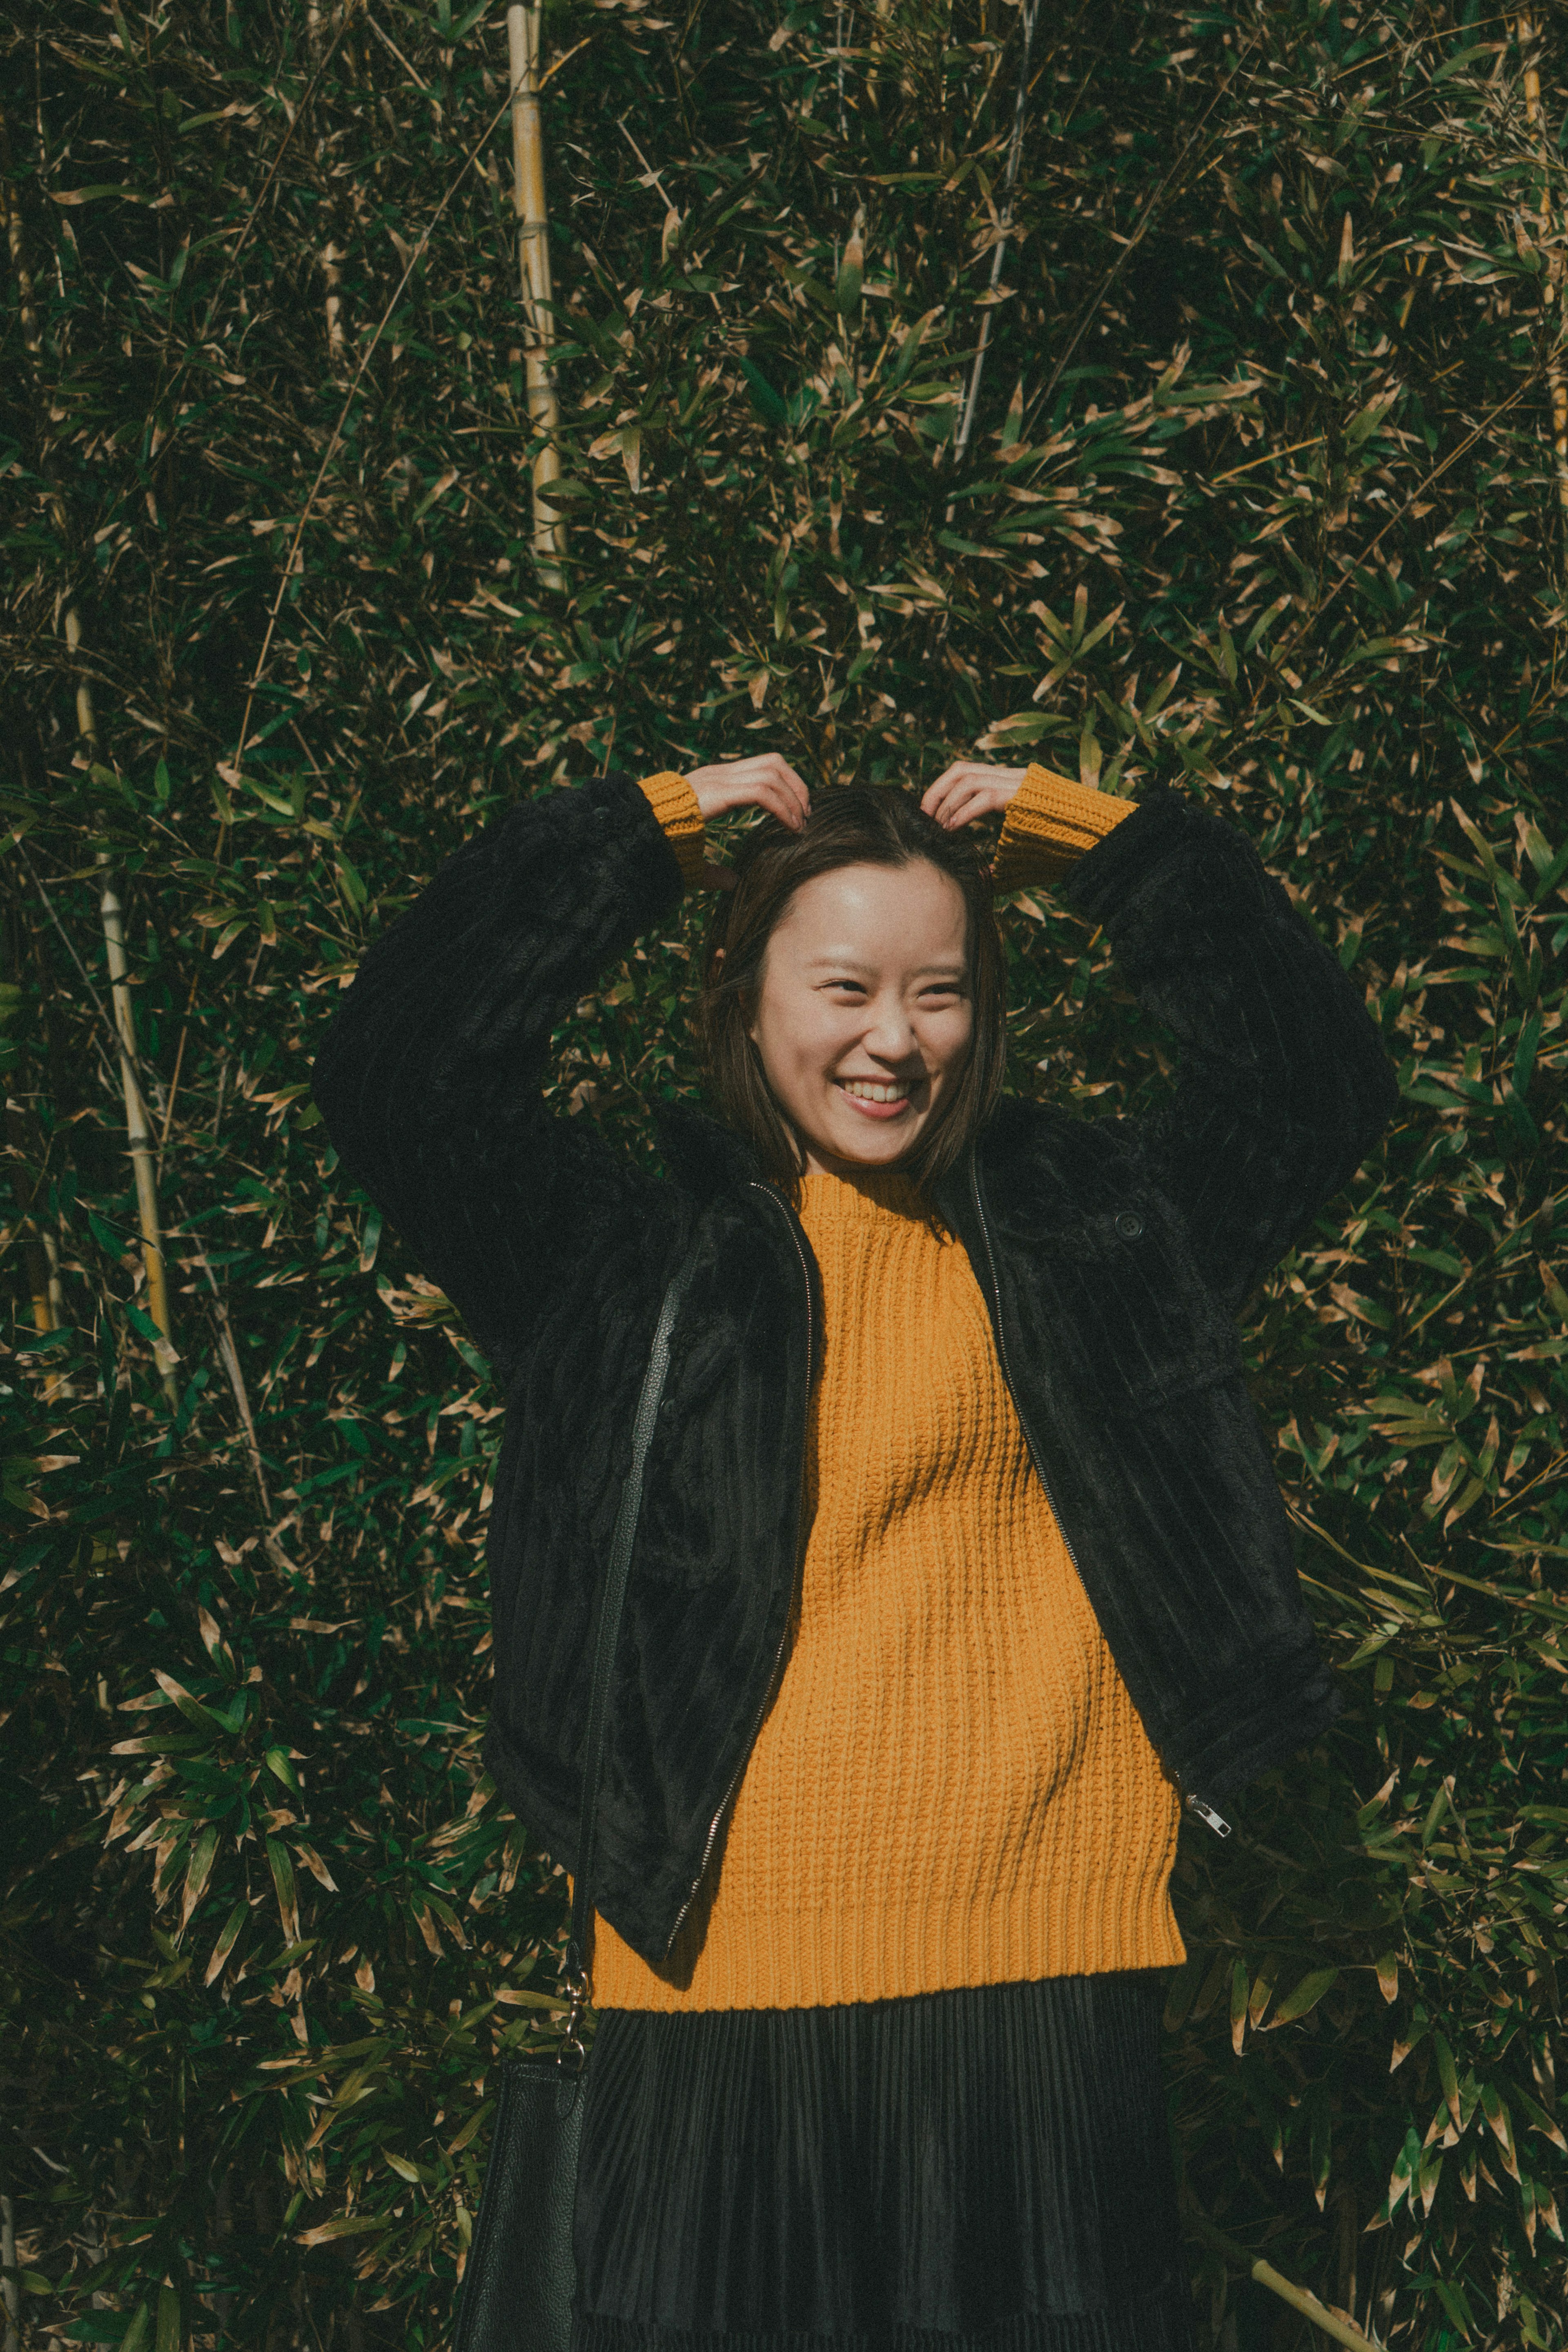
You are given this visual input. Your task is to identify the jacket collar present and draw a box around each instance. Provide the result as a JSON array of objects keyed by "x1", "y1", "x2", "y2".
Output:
[
  {"x1": 653, "y1": 1097, "x2": 769, "y2": 1201},
  {"x1": 654, "y1": 1094, "x2": 1032, "y2": 1210}
]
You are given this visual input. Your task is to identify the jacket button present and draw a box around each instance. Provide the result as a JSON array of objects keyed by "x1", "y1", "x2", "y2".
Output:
[{"x1": 1114, "y1": 1211, "x2": 1143, "y2": 1240}]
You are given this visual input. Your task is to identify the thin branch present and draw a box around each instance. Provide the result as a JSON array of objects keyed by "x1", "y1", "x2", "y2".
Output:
[
  {"x1": 225, "y1": 75, "x2": 528, "y2": 806},
  {"x1": 1025, "y1": 29, "x2": 1266, "y2": 440},
  {"x1": 16, "y1": 840, "x2": 127, "y2": 1092},
  {"x1": 156, "y1": 969, "x2": 203, "y2": 1174},
  {"x1": 145, "y1": 8, "x2": 359, "y2": 471},
  {"x1": 363, "y1": 8, "x2": 430, "y2": 91},
  {"x1": 1242, "y1": 372, "x2": 1544, "y2": 718},
  {"x1": 943, "y1": 0, "x2": 1043, "y2": 523},
  {"x1": 172, "y1": 1193, "x2": 295, "y2": 1573}
]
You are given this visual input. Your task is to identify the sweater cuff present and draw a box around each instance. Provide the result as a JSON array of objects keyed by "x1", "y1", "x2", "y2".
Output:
[
  {"x1": 636, "y1": 772, "x2": 707, "y2": 893},
  {"x1": 991, "y1": 763, "x2": 1136, "y2": 895}
]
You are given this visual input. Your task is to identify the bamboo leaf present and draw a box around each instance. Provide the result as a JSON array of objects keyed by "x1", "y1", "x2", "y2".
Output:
[
  {"x1": 1270, "y1": 1967, "x2": 1340, "y2": 2027},
  {"x1": 267, "y1": 1838, "x2": 300, "y2": 1944}
]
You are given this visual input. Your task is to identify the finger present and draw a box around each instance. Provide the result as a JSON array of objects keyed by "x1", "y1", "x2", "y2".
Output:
[
  {"x1": 924, "y1": 776, "x2": 973, "y2": 826},
  {"x1": 773, "y1": 758, "x2": 811, "y2": 823},
  {"x1": 720, "y1": 758, "x2": 804, "y2": 826},
  {"x1": 752, "y1": 765, "x2": 808, "y2": 828},
  {"x1": 938, "y1": 784, "x2": 998, "y2": 830},
  {"x1": 931, "y1": 790, "x2": 982, "y2": 828},
  {"x1": 922, "y1": 765, "x2": 972, "y2": 821},
  {"x1": 760, "y1": 780, "x2": 806, "y2": 831},
  {"x1": 959, "y1": 783, "x2": 1009, "y2": 824}
]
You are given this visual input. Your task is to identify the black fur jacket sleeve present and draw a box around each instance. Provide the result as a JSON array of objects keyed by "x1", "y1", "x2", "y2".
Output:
[
  {"x1": 1057, "y1": 785, "x2": 1401, "y2": 1315},
  {"x1": 310, "y1": 767, "x2": 692, "y2": 1381}
]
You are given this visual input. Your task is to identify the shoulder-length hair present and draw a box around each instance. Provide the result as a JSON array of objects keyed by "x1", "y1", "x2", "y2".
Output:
[{"x1": 695, "y1": 784, "x2": 1008, "y2": 1197}]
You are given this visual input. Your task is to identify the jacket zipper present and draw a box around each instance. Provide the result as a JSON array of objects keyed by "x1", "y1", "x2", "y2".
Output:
[
  {"x1": 661, "y1": 1185, "x2": 813, "y2": 1959},
  {"x1": 967, "y1": 1145, "x2": 1232, "y2": 1842}
]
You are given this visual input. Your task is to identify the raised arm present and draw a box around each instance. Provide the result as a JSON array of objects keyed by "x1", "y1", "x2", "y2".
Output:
[
  {"x1": 309, "y1": 767, "x2": 695, "y2": 1375},
  {"x1": 1059, "y1": 781, "x2": 1399, "y2": 1311},
  {"x1": 928, "y1": 762, "x2": 1400, "y2": 1314}
]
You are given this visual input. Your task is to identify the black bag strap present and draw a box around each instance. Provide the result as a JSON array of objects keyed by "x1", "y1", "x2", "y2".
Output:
[{"x1": 564, "y1": 1231, "x2": 703, "y2": 1998}]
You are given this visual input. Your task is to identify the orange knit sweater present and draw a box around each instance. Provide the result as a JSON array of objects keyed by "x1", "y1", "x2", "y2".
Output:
[{"x1": 573, "y1": 766, "x2": 1185, "y2": 2011}]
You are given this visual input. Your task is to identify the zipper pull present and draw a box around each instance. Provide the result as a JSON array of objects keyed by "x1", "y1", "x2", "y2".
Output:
[{"x1": 1186, "y1": 1793, "x2": 1232, "y2": 1838}]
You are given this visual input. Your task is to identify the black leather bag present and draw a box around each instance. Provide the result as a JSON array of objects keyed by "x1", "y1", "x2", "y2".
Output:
[{"x1": 453, "y1": 1238, "x2": 703, "y2": 2352}]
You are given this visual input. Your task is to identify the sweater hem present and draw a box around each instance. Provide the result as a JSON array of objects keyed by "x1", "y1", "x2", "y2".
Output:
[{"x1": 587, "y1": 1883, "x2": 1186, "y2": 2014}]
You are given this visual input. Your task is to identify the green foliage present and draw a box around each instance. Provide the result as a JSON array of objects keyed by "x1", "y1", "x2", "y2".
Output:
[{"x1": 2, "y1": 0, "x2": 1567, "y2": 2345}]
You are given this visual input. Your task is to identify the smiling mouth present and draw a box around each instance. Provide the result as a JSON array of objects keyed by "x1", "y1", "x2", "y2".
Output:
[{"x1": 838, "y1": 1079, "x2": 913, "y2": 1103}]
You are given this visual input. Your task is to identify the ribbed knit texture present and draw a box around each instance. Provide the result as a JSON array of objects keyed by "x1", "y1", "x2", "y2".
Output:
[
  {"x1": 991, "y1": 764, "x2": 1136, "y2": 894},
  {"x1": 585, "y1": 1168, "x2": 1184, "y2": 2012},
  {"x1": 634, "y1": 764, "x2": 1134, "y2": 901},
  {"x1": 635, "y1": 770, "x2": 708, "y2": 890}
]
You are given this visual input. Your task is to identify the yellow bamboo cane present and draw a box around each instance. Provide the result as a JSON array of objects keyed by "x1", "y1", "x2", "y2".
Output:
[
  {"x1": 1, "y1": 167, "x2": 41, "y2": 357},
  {"x1": 508, "y1": 3, "x2": 566, "y2": 590},
  {"x1": 1, "y1": 2189, "x2": 17, "y2": 2352},
  {"x1": 7, "y1": 1100, "x2": 58, "y2": 1351},
  {"x1": 63, "y1": 609, "x2": 178, "y2": 1402},
  {"x1": 1187, "y1": 2212, "x2": 1385, "y2": 2352},
  {"x1": 1518, "y1": 12, "x2": 1568, "y2": 521},
  {"x1": 4, "y1": 140, "x2": 64, "y2": 1392}
]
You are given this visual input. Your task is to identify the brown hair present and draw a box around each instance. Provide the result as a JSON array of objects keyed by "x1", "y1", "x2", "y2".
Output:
[{"x1": 696, "y1": 785, "x2": 1008, "y2": 1196}]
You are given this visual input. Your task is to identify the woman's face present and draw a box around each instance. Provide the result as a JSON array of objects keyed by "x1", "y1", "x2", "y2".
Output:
[{"x1": 746, "y1": 858, "x2": 974, "y2": 1177}]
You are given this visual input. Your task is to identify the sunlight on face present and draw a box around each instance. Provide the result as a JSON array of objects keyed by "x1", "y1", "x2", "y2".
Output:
[{"x1": 746, "y1": 859, "x2": 973, "y2": 1177}]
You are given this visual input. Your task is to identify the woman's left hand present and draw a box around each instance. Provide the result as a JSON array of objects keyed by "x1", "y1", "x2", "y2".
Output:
[{"x1": 920, "y1": 763, "x2": 1030, "y2": 831}]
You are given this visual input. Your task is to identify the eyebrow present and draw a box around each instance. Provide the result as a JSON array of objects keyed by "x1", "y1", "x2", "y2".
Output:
[{"x1": 803, "y1": 956, "x2": 967, "y2": 979}]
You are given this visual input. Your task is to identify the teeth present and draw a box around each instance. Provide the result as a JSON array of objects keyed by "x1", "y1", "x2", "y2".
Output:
[{"x1": 841, "y1": 1080, "x2": 910, "y2": 1102}]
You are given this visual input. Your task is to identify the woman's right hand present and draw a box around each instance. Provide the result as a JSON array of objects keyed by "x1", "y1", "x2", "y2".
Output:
[{"x1": 685, "y1": 755, "x2": 810, "y2": 834}]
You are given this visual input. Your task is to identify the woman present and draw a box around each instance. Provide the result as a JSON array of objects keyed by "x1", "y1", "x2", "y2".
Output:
[{"x1": 312, "y1": 752, "x2": 1397, "y2": 2350}]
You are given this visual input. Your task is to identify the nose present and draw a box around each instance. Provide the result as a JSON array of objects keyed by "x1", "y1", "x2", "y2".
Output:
[{"x1": 861, "y1": 1001, "x2": 920, "y2": 1065}]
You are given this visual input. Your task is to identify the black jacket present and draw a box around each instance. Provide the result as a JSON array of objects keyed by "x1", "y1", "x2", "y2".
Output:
[{"x1": 311, "y1": 767, "x2": 1399, "y2": 1970}]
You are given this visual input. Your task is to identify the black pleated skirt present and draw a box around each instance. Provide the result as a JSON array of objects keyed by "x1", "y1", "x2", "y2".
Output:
[{"x1": 570, "y1": 1969, "x2": 1195, "y2": 2352}]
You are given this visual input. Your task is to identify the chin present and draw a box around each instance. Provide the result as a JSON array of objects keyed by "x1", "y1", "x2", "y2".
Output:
[{"x1": 827, "y1": 1123, "x2": 923, "y2": 1168}]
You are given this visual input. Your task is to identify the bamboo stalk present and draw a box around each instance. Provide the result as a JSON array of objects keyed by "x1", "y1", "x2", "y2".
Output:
[
  {"x1": 1, "y1": 163, "x2": 41, "y2": 356},
  {"x1": 1, "y1": 2189, "x2": 17, "y2": 2352},
  {"x1": 5, "y1": 1104, "x2": 70, "y2": 1398},
  {"x1": 1517, "y1": 12, "x2": 1568, "y2": 521},
  {"x1": 321, "y1": 239, "x2": 345, "y2": 364},
  {"x1": 63, "y1": 608, "x2": 178, "y2": 1402},
  {"x1": 7, "y1": 1101, "x2": 55, "y2": 1336},
  {"x1": 507, "y1": 3, "x2": 566, "y2": 591},
  {"x1": 865, "y1": 0, "x2": 893, "y2": 113},
  {"x1": 1, "y1": 151, "x2": 66, "y2": 1395},
  {"x1": 1187, "y1": 2212, "x2": 1384, "y2": 2352},
  {"x1": 41, "y1": 1230, "x2": 72, "y2": 1399},
  {"x1": 98, "y1": 858, "x2": 179, "y2": 1400},
  {"x1": 835, "y1": 4, "x2": 847, "y2": 140},
  {"x1": 23, "y1": 1235, "x2": 53, "y2": 1338}
]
